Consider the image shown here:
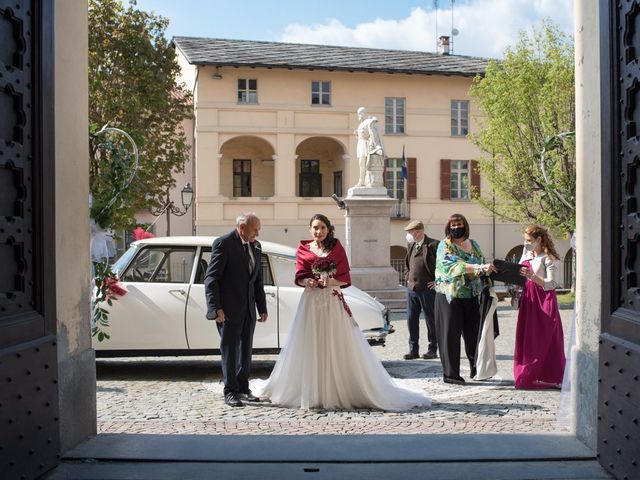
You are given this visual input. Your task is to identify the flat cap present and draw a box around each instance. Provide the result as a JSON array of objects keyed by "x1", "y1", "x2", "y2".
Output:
[{"x1": 404, "y1": 220, "x2": 424, "y2": 231}]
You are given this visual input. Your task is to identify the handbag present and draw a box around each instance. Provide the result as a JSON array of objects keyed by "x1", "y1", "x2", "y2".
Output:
[{"x1": 508, "y1": 286, "x2": 521, "y2": 309}]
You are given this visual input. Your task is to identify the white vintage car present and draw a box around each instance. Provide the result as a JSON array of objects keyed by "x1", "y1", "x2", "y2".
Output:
[{"x1": 94, "y1": 236, "x2": 389, "y2": 356}]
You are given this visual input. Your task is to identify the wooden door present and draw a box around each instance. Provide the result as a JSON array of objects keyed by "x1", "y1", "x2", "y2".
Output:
[
  {"x1": 0, "y1": 1, "x2": 59, "y2": 478},
  {"x1": 599, "y1": 1, "x2": 640, "y2": 478}
]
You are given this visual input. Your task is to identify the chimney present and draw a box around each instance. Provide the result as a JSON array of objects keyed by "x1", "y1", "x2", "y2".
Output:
[{"x1": 438, "y1": 35, "x2": 451, "y2": 55}]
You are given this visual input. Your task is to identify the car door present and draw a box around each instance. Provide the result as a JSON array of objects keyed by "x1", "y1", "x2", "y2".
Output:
[
  {"x1": 96, "y1": 246, "x2": 195, "y2": 351},
  {"x1": 266, "y1": 253, "x2": 300, "y2": 348},
  {"x1": 185, "y1": 247, "x2": 279, "y2": 350}
]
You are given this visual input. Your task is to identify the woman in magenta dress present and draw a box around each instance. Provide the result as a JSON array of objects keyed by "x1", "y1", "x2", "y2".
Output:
[
  {"x1": 514, "y1": 224, "x2": 566, "y2": 389},
  {"x1": 251, "y1": 214, "x2": 431, "y2": 410}
]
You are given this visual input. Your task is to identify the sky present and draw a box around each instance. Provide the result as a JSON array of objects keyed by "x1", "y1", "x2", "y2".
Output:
[{"x1": 130, "y1": 0, "x2": 574, "y2": 59}]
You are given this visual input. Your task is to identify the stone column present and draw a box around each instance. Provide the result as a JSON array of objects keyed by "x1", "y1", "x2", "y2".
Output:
[
  {"x1": 196, "y1": 133, "x2": 220, "y2": 197},
  {"x1": 275, "y1": 133, "x2": 296, "y2": 198},
  {"x1": 55, "y1": 0, "x2": 96, "y2": 452},
  {"x1": 572, "y1": 0, "x2": 601, "y2": 452}
]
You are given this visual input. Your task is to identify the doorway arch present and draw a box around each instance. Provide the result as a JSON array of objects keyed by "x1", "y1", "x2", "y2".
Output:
[
  {"x1": 390, "y1": 245, "x2": 408, "y2": 286},
  {"x1": 219, "y1": 135, "x2": 276, "y2": 198},
  {"x1": 295, "y1": 137, "x2": 347, "y2": 197}
]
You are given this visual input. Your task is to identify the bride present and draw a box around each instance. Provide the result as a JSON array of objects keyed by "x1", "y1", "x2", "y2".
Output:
[{"x1": 251, "y1": 214, "x2": 431, "y2": 410}]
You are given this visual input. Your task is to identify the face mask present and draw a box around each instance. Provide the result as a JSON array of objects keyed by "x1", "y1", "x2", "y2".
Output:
[
  {"x1": 406, "y1": 233, "x2": 415, "y2": 243},
  {"x1": 524, "y1": 239, "x2": 538, "y2": 251},
  {"x1": 450, "y1": 227, "x2": 465, "y2": 239}
]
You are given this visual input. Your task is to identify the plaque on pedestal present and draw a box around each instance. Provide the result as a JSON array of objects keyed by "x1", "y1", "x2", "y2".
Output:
[{"x1": 347, "y1": 186, "x2": 388, "y2": 198}]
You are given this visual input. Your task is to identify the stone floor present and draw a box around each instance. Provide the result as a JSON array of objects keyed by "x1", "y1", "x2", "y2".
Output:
[
  {"x1": 95, "y1": 304, "x2": 574, "y2": 435},
  {"x1": 48, "y1": 433, "x2": 610, "y2": 480}
]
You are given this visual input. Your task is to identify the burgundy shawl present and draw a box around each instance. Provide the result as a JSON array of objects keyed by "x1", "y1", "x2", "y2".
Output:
[{"x1": 294, "y1": 239, "x2": 351, "y2": 288}]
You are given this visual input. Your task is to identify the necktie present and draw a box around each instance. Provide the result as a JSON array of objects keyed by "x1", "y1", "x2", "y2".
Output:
[
  {"x1": 243, "y1": 243, "x2": 255, "y2": 272},
  {"x1": 415, "y1": 243, "x2": 422, "y2": 254}
]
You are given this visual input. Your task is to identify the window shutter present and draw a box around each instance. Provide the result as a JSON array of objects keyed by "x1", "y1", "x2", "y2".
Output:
[
  {"x1": 407, "y1": 157, "x2": 417, "y2": 199},
  {"x1": 440, "y1": 159, "x2": 451, "y2": 200},
  {"x1": 470, "y1": 160, "x2": 481, "y2": 198}
]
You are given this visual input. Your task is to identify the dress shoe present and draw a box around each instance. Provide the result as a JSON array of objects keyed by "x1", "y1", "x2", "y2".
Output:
[
  {"x1": 403, "y1": 352, "x2": 420, "y2": 360},
  {"x1": 224, "y1": 392, "x2": 244, "y2": 407},
  {"x1": 421, "y1": 352, "x2": 437, "y2": 360},
  {"x1": 238, "y1": 390, "x2": 260, "y2": 402},
  {"x1": 443, "y1": 376, "x2": 466, "y2": 385}
]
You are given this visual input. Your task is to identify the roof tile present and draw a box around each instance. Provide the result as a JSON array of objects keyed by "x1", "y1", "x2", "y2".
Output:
[{"x1": 172, "y1": 37, "x2": 489, "y2": 77}]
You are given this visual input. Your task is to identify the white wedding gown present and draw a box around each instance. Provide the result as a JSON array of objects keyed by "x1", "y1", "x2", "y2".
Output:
[{"x1": 251, "y1": 286, "x2": 431, "y2": 411}]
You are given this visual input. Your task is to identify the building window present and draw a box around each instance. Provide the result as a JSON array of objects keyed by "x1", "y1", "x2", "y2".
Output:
[
  {"x1": 233, "y1": 159, "x2": 252, "y2": 197},
  {"x1": 385, "y1": 158, "x2": 405, "y2": 200},
  {"x1": 451, "y1": 100, "x2": 469, "y2": 136},
  {"x1": 238, "y1": 79, "x2": 257, "y2": 103},
  {"x1": 450, "y1": 160, "x2": 470, "y2": 200},
  {"x1": 385, "y1": 97, "x2": 405, "y2": 134},
  {"x1": 312, "y1": 81, "x2": 331, "y2": 105},
  {"x1": 299, "y1": 160, "x2": 322, "y2": 197},
  {"x1": 333, "y1": 171, "x2": 343, "y2": 197}
]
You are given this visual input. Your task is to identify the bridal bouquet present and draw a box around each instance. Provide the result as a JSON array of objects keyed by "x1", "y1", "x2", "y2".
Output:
[{"x1": 311, "y1": 257, "x2": 337, "y2": 285}]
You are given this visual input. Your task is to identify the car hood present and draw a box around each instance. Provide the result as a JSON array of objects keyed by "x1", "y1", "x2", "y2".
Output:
[{"x1": 342, "y1": 286, "x2": 385, "y2": 312}]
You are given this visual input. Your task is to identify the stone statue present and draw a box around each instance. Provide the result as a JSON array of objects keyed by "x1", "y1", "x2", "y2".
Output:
[{"x1": 354, "y1": 107, "x2": 385, "y2": 188}]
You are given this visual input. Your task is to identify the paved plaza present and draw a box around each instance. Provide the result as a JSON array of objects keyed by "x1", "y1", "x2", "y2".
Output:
[{"x1": 96, "y1": 303, "x2": 574, "y2": 435}]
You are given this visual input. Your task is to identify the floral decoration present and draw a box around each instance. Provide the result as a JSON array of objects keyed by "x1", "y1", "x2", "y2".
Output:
[
  {"x1": 311, "y1": 257, "x2": 337, "y2": 279},
  {"x1": 92, "y1": 259, "x2": 127, "y2": 342},
  {"x1": 332, "y1": 289, "x2": 353, "y2": 317}
]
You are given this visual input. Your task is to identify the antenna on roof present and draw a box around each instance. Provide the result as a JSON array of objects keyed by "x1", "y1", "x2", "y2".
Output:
[
  {"x1": 434, "y1": 0, "x2": 439, "y2": 52},
  {"x1": 450, "y1": 0, "x2": 457, "y2": 55}
]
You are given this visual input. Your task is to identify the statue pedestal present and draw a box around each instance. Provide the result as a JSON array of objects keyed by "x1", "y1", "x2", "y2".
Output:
[
  {"x1": 347, "y1": 186, "x2": 388, "y2": 197},
  {"x1": 343, "y1": 193, "x2": 405, "y2": 307}
]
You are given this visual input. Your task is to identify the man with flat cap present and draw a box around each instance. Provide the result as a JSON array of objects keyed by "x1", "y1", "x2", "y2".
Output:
[{"x1": 403, "y1": 220, "x2": 440, "y2": 360}]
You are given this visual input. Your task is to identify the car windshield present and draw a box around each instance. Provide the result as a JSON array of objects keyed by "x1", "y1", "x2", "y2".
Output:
[
  {"x1": 111, "y1": 245, "x2": 138, "y2": 277},
  {"x1": 269, "y1": 254, "x2": 296, "y2": 287}
]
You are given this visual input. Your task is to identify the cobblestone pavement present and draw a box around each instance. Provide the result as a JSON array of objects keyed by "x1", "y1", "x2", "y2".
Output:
[{"x1": 96, "y1": 303, "x2": 574, "y2": 435}]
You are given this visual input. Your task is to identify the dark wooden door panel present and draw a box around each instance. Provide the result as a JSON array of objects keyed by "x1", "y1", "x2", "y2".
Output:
[
  {"x1": 600, "y1": 1, "x2": 640, "y2": 478},
  {"x1": 0, "y1": 1, "x2": 59, "y2": 478}
]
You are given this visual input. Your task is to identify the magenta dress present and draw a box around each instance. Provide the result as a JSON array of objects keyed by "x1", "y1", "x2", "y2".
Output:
[{"x1": 513, "y1": 259, "x2": 566, "y2": 389}]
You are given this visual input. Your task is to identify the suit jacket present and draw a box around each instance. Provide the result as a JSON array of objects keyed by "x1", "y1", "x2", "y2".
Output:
[
  {"x1": 204, "y1": 229, "x2": 267, "y2": 323},
  {"x1": 404, "y1": 236, "x2": 439, "y2": 291}
]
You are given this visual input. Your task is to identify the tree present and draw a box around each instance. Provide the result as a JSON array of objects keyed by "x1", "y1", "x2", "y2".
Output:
[
  {"x1": 89, "y1": 0, "x2": 192, "y2": 231},
  {"x1": 469, "y1": 21, "x2": 575, "y2": 237}
]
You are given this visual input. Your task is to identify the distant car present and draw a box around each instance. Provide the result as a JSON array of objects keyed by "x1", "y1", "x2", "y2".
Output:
[{"x1": 94, "y1": 236, "x2": 389, "y2": 357}]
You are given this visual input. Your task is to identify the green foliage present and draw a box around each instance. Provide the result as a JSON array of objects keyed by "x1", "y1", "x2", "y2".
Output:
[
  {"x1": 469, "y1": 20, "x2": 575, "y2": 237},
  {"x1": 90, "y1": 127, "x2": 140, "y2": 228},
  {"x1": 556, "y1": 291, "x2": 575, "y2": 305},
  {"x1": 91, "y1": 259, "x2": 117, "y2": 341},
  {"x1": 89, "y1": 0, "x2": 192, "y2": 231}
]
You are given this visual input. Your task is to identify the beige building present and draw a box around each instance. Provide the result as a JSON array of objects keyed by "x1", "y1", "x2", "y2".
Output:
[{"x1": 170, "y1": 36, "x2": 572, "y2": 287}]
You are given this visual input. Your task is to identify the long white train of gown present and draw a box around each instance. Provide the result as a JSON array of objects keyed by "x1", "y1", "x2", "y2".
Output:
[{"x1": 251, "y1": 287, "x2": 431, "y2": 411}]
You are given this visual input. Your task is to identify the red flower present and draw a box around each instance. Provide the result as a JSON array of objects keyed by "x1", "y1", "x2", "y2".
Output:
[
  {"x1": 133, "y1": 227, "x2": 155, "y2": 241},
  {"x1": 103, "y1": 275, "x2": 127, "y2": 298},
  {"x1": 311, "y1": 257, "x2": 337, "y2": 278},
  {"x1": 332, "y1": 290, "x2": 353, "y2": 317}
]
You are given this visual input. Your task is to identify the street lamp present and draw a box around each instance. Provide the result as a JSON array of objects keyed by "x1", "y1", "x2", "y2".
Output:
[
  {"x1": 150, "y1": 183, "x2": 194, "y2": 237},
  {"x1": 180, "y1": 183, "x2": 194, "y2": 213}
]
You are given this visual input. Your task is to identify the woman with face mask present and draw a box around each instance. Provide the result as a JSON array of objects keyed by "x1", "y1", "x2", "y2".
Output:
[
  {"x1": 433, "y1": 213, "x2": 497, "y2": 385},
  {"x1": 513, "y1": 225, "x2": 566, "y2": 389}
]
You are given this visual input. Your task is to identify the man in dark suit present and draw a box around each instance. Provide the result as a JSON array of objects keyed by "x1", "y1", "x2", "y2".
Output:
[
  {"x1": 204, "y1": 212, "x2": 268, "y2": 407},
  {"x1": 403, "y1": 220, "x2": 440, "y2": 360}
]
